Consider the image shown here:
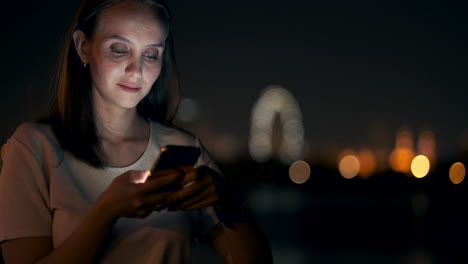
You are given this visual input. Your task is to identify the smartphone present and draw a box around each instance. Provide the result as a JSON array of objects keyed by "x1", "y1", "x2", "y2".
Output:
[
  {"x1": 151, "y1": 145, "x2": 201, "y2": 172},
  {"x1": 149, "y1": 145, "x2": 201, "y2": 193}
]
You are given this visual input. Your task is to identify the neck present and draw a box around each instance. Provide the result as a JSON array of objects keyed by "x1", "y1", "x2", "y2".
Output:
[{"x1": 93, "y1": 96, "x2": 148, "y2": 143}]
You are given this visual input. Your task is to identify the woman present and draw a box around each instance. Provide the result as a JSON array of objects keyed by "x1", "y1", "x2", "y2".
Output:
[{"x1": 0, "y1": 0, "x2": 272, "y2": 263}]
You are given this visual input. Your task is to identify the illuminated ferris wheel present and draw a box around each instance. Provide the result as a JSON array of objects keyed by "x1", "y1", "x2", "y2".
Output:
[{"x1": 249, "y1": 85, "x2": 306, "y2": 164}]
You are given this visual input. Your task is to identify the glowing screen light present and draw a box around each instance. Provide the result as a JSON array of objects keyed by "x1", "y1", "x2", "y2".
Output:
[
  {"x1": 449, "y1": 162, "x2": 466, "y2": 184},
  {"x1": 289, "y1": 160, "x2": 311, "y2": 184},
  {"x1": 339, "y1": 155, "x2": 360, "y2": 179},
  {"x1": 411, "y1": 155, "x2": 430, "y2": 178},
  {"x1": 249, "y1": 85, "x2": 305, "y2": 164}
]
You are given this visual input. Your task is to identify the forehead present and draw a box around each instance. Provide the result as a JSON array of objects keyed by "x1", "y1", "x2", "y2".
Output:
[{"x1": 94, "y1": 1, "x2": 167, "y2": 44}]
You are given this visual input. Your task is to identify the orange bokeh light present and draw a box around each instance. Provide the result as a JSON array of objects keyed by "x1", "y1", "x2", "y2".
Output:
[
  {"x1": 339, "y1": 155, "x2": 360, "y2": 179},
  {"x1": 449, "y1": 162, "x2": 465, "y2": 184},
  {"x1": 389, "y1": 128, "x2": 415, "y2": 174},
  {"x1": 289, "y1": 160, "x2": 311, "y2": 184},
  {"x1": 389, "y1": 148, "x2": 415, "y2": 174},
  {"x1": 358, "y1": 149, "x2": 376, "y2": 179}
]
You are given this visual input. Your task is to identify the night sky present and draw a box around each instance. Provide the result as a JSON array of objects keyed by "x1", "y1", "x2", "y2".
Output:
[{"x1": 2, "y1": 0, "x2": 467, "y2": 163}]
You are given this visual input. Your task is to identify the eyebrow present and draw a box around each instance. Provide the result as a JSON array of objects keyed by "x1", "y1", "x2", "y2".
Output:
[{"x1": 109, "y1": 35, "x2": 165, "y2": 48}]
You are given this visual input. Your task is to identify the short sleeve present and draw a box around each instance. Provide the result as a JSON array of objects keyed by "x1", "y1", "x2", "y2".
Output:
[
  {"x1": 187, "y1": 206, "x2": 219, "y2": 239},
  {"x1": 0, "y1": 136, "x2": 52, "y2": 242},
  {"x1": 194, "y1": 137, "x2": 222, "y2": 176},
  {"x1": 188, "y1": 138, "x2": 222, "y2": 237}
]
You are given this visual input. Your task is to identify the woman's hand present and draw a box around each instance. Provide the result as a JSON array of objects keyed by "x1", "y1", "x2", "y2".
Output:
[
  {"x1": 166, "y1": 166, "x2": 222, "y2": 211},
  {"x1": 95, "y1": 169, "x2": 184, "y2": 220}
]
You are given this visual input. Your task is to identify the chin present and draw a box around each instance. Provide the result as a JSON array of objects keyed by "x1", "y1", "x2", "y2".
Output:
[{"x1": 117, "y1": 100, "x2": 142, "y2": 110}]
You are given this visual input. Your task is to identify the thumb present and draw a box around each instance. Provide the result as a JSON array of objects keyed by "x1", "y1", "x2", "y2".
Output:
[{"x1": 130, "y1": 170, "x2": 151, "y2": 184}]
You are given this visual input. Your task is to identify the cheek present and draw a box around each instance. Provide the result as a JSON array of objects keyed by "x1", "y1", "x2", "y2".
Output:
[
  {"x1": 92, "y1": 61, "x2": 121, "y2": 85},
  {"x1": 90, "y1": 48, "x2": 121, "y2": 84},
  {"x1": 144, "y1": 66, "x2": 162, "y2": 86}
]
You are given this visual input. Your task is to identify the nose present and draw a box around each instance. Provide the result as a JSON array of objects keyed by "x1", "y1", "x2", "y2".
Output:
[{"x1": 125, "y1": 55, "x2": 143, "y2": 79}]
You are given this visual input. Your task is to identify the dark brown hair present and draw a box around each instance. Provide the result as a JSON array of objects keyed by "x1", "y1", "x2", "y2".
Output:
[{"x1": 48, "y1": 0, "x2": 180, "y2": 167}]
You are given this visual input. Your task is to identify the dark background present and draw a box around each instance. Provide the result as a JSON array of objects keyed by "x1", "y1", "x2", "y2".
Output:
[{"x1": 1, "y1": 1, "x2": 468, "y2": 263}]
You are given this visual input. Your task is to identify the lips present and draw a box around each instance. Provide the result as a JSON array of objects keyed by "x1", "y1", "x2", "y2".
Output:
[{"x1": 118, "y1": 82, "x2": 141, "y2": 93}]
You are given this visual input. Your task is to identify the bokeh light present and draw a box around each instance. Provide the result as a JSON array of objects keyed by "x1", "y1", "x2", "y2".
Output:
[
  {"x1": 249, "y1": 85, "x2": 305, "y2": 164},
  {"x1": 418, "y1": 130, "x2": 436, "y2": 165},
  {"x1": 289, "y1": 160, "x2": 311, "y2": 184},
  {"x1": 449, "y1": 162, "x2": 465, "y2": 184},
  {"x1": 411, "y1": 155, "x2": 430, "y2": 178},
  {"x1": 389, "y1": 128, "x2": 415, "y2": 174},
  {"x1": 396, "y1": 128, "x2": 413, "y2": 149},
  {"x1": 358, "y1": 149, "x2": 377, "y2": 179},
  {"x1": 389, "y1": 148, "x2": 415, "y2": 174},
  {"x1": 339, "y1": 155, "x2": 360, "y2": 179}
]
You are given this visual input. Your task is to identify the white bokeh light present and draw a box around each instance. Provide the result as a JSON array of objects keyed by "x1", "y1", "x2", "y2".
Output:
[{"x1": 249, "y1": 85, "x2": 306, "y2": 164}]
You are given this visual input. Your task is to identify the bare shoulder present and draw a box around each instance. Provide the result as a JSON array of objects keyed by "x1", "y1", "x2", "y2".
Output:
[{"x1": 1, "y1": 236, "x2": 53, "y2": 264}]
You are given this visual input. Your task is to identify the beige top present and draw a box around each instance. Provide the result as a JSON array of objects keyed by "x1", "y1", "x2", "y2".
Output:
[{"x1": 0, "y1": 121, "x2": 220, "y2": 263}]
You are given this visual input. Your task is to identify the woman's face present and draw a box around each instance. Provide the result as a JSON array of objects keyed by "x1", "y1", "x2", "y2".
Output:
[{"x1": 85, "y1": 1, "x2": 167, "y2": 111}]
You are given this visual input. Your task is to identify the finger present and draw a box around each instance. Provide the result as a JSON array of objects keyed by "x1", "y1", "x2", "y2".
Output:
[
  {"x1": 128, "y1": 170, "x2": 151, "y2": 184},
  {"x1": 144, "y1": 191, "x2": 175, "y2": 205},
  {"x1": 138, "y1": 192, "x2": 174, "y2": 211},
  {"x1": 183, "y1": 196, "x2": 219, "y2": 211},
  {"x1": 150, "y1": 168, "x2": 183, "y2": 178},
  {"x1": 135, "y1": 208, "x2": 152, "y2": 218},
  {"x1": 167, "y1": 179, "x2": 207, "y2": 203},
  {"x1": 146, "y1": 203, "x2": 167, "y2": 212},
  {"x1": 180, "y1": 168, "x2": 214, "y2": 188},
  {"x1": 176, "y1": 169, "x2": 198, "y2": 186},
  {"x1": 177, "y1": 165, "x2": 193, "y2": 174},
  {"x1": 172, "y1": 185, "x2": 217, "y2": 210},
  {"x1": 138, "y1": 172, "x2": 184, "y2": 193},
  {"x1": 150, "y1": 165, "x2": 193, "y2": 178}
]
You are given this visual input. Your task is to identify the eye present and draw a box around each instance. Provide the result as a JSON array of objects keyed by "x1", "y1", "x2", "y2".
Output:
[
  {"x1": 144, "y1": 54, "x2": 159, "y2": 61},
  {"x1": 110, "y1": 43, "x2": 128, "y2": 57},
  {"x1": 143, "y1": 48, "x2": 159, "y2": 62},
  {"x1": 113, "y1": 50, "x2": 128, "y2": 56}
]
